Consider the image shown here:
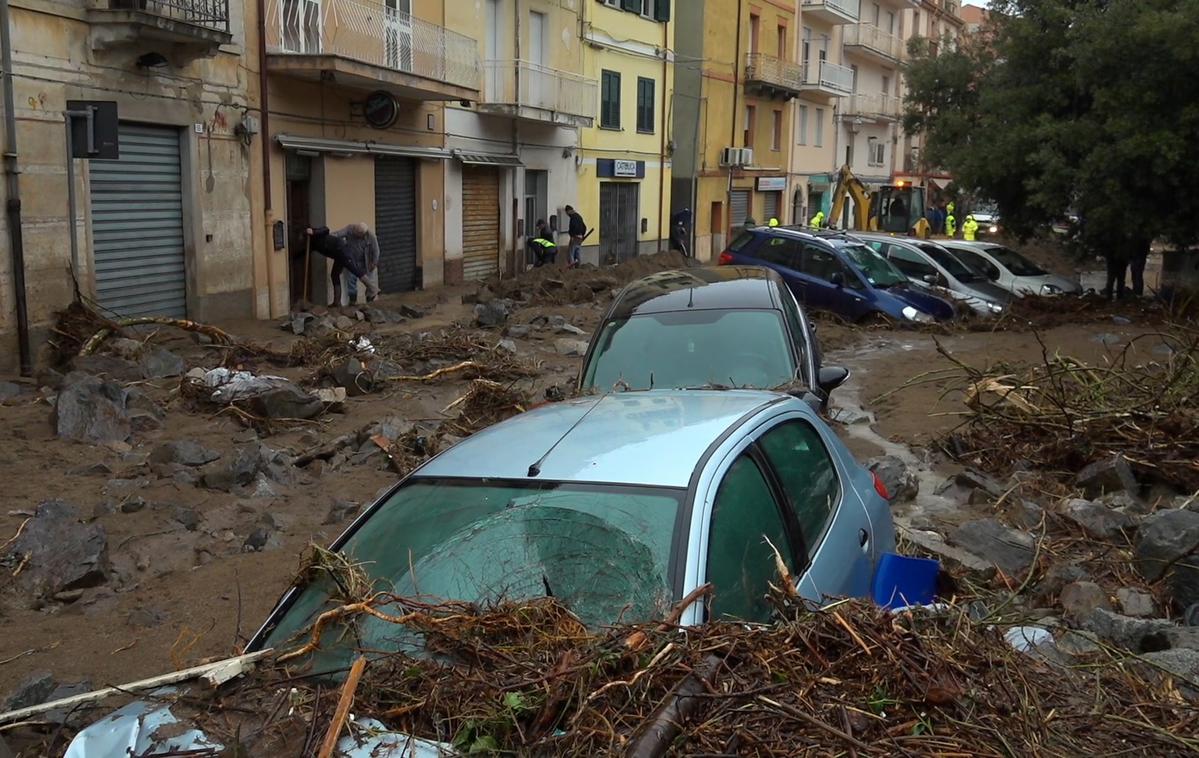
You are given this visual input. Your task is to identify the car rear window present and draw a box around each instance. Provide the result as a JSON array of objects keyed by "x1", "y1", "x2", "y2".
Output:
[{"x1": 728, "y1": 231, "x2": 756, "y2": 252}]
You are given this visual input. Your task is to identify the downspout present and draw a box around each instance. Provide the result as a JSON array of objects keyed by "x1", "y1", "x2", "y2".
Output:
[
  {"x1": 257, "y1": 0, "x2": 271, "y2": 211},
  {"x1": 511, "y1": 7, "x2": 520, "y2": 277},
  {"x1": 728, "y1": 0, "x2": 743, "y2": 236},
  {"x1": 0, "y1": 0, "x2": 31, "y2": 375},
  {"x1": 657, "y1": 17, "x2": 668, "y2": 253}
]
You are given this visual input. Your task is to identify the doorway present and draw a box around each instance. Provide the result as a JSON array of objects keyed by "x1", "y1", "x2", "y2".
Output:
[
  {"x1": 523, "y1": 169, "x2": 548, "y2": 266},
  {"x1": 599, "y1": 182, "x2": 640, "y2": 264},
  {"x1": 384, "y1": 0, "x2": 413, "y2": 72},
  {"x1": 285, "y1": 152, "x2": 312, "y2": 306}
]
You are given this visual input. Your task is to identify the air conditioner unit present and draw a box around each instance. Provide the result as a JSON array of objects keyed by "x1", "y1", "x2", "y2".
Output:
[
  {"x1": 719, "y1": 146, "x2": 740, "y2": 167},
  {"x1": 738, "y1": 147, "x2": 755, "y2": 166}
]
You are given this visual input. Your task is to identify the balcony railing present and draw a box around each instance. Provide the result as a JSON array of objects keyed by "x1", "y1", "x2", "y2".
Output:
[
  {"x1": 846, "y1": 92, "x2": 902, "y2": 119},
  {"x1": 745, "y1": 52, "x2": 803, "y2": 93},
  {"x1": 105, "y1": 0, "x2": 229, "y2": 31},
  {"x1": 800, "y1": 0, "x2": 859, "y2": 24},
  {"x1": 843, "y1": 22, "x2": 903, "y2": 61},
  {"x1": 264, "y1": 0, "x2": 479, "y2": 91},
  {"x1": 482, "y1": 60, "x2": 597, "y2": 121},
  {"x1": 800, "y1": 60, "x2": 854, "y2": 96}
]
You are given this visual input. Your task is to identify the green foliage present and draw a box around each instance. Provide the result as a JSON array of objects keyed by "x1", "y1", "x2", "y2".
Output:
[{"x1": 903, "y1": 0, "x2": 1199, "y2": 253}]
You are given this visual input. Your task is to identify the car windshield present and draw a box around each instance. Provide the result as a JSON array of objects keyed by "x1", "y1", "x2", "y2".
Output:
[
  {"x1": 261, "y1": 479, "x2": 682, "y2": 669},
  {"x1": 840, "y1": 244, "x2": 908, "y2": 288},
  {"x1": 918, "y1": 243, "x2": 979, "y2": 282},
  {"x1": 583, "y1": 309, "x2": 797, "y2": 391},
  {"x1": 986, "y1": 246, "x2": 1046, "y2": 277}
]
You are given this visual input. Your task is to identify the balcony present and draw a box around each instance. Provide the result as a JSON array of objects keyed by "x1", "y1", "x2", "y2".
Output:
[
  {"x1": 842, "y1": 22, "x2": 903, "y2": 63},
  {"x1": 845, "y1": 92, "x2": 902, "y2": 121},
  {"x1": 264, "y1": 0, "x2": 479, "y2": 102},
  {"x1": 478, "y1": 60, "x2": 597, "y2": 127},
  {"x1": 797, "y1": 60, "x2": 853, "y2": 101},
  {"x1": 88, "y1": 0, "x2": 232, "y2": 56},
  {"x1": 744, "y1": 53, "x2": 803, "y2": 99},
  {"x1": 800, "y1": 0, "x2": 859, "y2": 25}
]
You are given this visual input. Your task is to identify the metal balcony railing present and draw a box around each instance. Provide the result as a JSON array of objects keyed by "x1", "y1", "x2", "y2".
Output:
[
  {"x1": 846, "y1": 92, "x2": 902, "y2": 119},
  {"x1": 843, "y1": 22, "x2": 903, "y2": 61},
  {"x1": 745, "y1": 52, "x2": 803, "y2": 92},
  {"x1": 105, "y1": 0, "x2": 229, "y2": 32},
  {"x1": 264, "y1": 0, "x2": 480, "y2": 91},
  {"x1": 800, "y1": 0, "x2": 860, "y2": 22},
  {"x1": 801, "y1": 60, "x2": 854, "y2": 95},
  {"x1": 482, "y1": 60, "x2": 597, "y2": 120}
]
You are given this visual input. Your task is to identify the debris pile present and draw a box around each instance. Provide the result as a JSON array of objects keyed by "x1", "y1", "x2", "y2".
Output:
[{"x1": 468, "y1": 250, "x2": 699, "y2": 306}]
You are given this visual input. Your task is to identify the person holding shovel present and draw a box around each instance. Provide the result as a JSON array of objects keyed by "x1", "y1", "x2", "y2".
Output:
[{"x1": 305, "y1": 226, "x2": 379, "y2": 306}]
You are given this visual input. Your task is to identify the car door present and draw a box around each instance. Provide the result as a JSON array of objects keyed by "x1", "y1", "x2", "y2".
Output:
[
  {"x1": 749, "y1": 237, "x2": 807, "y2": 297},
  {"x1": 884, "y1": 243, "x2": 945, "y2": 287},
  {"x1": 798, "y1": 243, "x2": 853, "y2": 316}
]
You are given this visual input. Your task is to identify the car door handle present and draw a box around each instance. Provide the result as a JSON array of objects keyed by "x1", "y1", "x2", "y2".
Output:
[{"x1": 858, "y1": 528, "x2": 870, "y2": 551}]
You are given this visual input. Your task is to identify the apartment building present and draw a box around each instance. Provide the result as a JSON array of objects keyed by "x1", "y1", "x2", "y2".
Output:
[
  {"x1": 576, "y1": 0, "x2": 672, "y2": 265},
  {"x1": 673, "y1": 0, "x2": 797, "y2": 262},
  {"x1": 0, "y1": 0, "x2": 261, "y2": 370}
]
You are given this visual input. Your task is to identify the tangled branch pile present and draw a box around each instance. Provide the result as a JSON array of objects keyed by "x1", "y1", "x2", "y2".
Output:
[
  {"x1": 443, "y1": 379, "x2": 531, "y2": 436},
  {"x1": 938, "y1": 332, "x2": 1199, "y2": 491},
  {"x1": 172, "y1": 593, "x2": 1197, "y2": 756}
]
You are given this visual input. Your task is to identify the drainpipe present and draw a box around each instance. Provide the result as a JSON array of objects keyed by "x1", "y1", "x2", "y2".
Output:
[
  {"x1": 657, "y1": 17, "x2": 668, "y2": 253},
  {"x1": 1, "y1": 0, "x2": 32, "y2": 375},
  {"x1": 511, "y1": 7, "x2": 520, "y2": 277},
  {"x1": 257, "y1": 0, "x2": 272, "y2": 211},
  {"x1": 728, "y1": 0, "x2": 743, "y2": 236}
]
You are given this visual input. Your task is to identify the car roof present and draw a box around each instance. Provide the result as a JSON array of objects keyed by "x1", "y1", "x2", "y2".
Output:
[
  {"x1": 607, "y1": 266, "x2": 784, "y2": 318},
  {"x1": 751, "y1": 226, "x2": 861, "y2": 248},
  {"x1": 416, "y1": 390, "x2": 786, "y2": 488}
]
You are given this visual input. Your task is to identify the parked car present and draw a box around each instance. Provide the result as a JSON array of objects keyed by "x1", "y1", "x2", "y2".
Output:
[
  {"x1": 65, "y1": 390, "x2": 899, "y2": 757},
  {"x1": 969, "y1": 203, "x2": 1000, "y2": 236},
  {"x1": 718, "y1": 227, "x2": 956, "y2": 323},
  {"x1": 938, "y1": 240, "x2": 1082, "y2": 297},
  {"x1": 854, "y1": 233, "x2": 1014, "y2": 316},
  {"x1": 578, "y1": 266, "x2": 847, "y2": 407}
]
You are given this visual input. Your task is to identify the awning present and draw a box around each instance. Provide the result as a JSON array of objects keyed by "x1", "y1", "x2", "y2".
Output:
[
  {"x1": 275, "y1": 134, "x2": 450, "y2": 160},
  {"x1": 453, "y1": 150, "x2": 523, "y2": 167}
]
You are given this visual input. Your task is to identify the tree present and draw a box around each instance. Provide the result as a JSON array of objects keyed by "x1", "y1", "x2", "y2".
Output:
[{"x1": 903, "y1": 0, "x2": 1199, "y2": 255}]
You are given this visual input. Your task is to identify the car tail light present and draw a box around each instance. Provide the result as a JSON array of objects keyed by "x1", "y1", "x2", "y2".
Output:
[
  {"x1": 873, "y1": 472, "x2": 892, "y2": 501},
  {"x1": 718, "y1": 252, "x2": 734, "y2": 265}
]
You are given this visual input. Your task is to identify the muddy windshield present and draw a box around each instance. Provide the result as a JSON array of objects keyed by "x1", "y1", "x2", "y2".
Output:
[
  {"x1": 583, "y1": 309, "x2": 796, "y2": 391},
  {"x1": 986, "y1": 246, "x2": 1045, "y2": 277},
  {"x1": 261, "y1": 479, "x2": 681, "y2": 668},
  {"x1": 840, "y1": 244, "x2": 908, "y2": 288}
]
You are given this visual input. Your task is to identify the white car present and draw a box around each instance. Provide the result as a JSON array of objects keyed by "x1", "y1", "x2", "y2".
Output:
[{"x1": 939, "y1": 240, "x2": 1082, "y2": 297}]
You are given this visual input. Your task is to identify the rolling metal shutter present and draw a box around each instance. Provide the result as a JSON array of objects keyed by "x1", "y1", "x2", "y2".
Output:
[
  {"x1": 763, "y1": 191, "x2": 779, "y2": 223},
  {"x1": 730, "y1": 189, "x2": 751, "y2": 228},
  {"x1": 374, "y1": 156, "x2": 418, "y2": 293},
  {"x1": 89, "y1": 124, "x2": 186, "y2": 317},
  {"x1": 462, "y1": 166, "x2": 501, "y2": 281}
]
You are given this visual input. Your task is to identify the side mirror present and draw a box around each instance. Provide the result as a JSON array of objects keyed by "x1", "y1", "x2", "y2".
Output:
[
  {"x1": 830, "y1": 272, "x2": 845, "y2": 288},
  {"x1": 818, "y1": 366, "x2": 850, "y2": 393},
  {"x1": 922, "y1": 273, "x2": 937, "y2": 285}
]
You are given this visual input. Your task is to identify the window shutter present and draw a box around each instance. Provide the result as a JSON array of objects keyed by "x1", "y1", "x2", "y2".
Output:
[
  {"x1": 653, "y1": 0, "x2": 670, "y2": 21},
  {"x1": 621, "y1": 0, "x2": 639, "y2": 12}
]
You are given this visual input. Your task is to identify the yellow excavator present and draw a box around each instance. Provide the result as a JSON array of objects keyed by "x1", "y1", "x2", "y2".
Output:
[{"x1": 826, "y1": 164, "x2": 931, "y2": 238}]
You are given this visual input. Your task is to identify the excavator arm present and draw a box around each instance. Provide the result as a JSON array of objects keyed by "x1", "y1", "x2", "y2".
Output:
[{"x1": 827, "y1": 164, "x2": 872, "y2": 231}]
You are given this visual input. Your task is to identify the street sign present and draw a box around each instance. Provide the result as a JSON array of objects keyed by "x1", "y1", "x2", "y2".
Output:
[{"x1": 65, "y1": 100, "x2": 119, "y2": 159}]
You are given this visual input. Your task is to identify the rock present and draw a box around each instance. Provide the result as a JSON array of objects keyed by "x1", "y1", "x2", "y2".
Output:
[
  {"x1": 119, "y1": 496, "x2": 147, "y2": 514},
  {"x1": 138, "y1": 347, "x2": 185, "y2": 379},
  {"x1": 1076, "y1": 455, "x2": 1140, "y2": 498},
  {"x1": 289, "y1": 313, "x2": 311, "y2": 335},
  {"x1": 201, "y1": 445, "x2": 260, "y2": 491},
  {"x1": 1169, "y1": 563, "x2": 1199, "y2": 614},
  {"x1": 1060, "y1": 581, "x2": 1111, "y2": 621},
  {"x1": 332, "y1": 357, "x2": 373, "y2": 396},
  {"x1": 171, "y1": 505, "x2": 202, "y2": 531},
  {"x1": 242, "y1": 527, "x2": 271, "y2": 552},
  {"x1": 1135, "y1": 649, "x2": 1199, "y2": 698},
  {"x1": 1117, "y1": 587, "x2": 1157, "y2": 618},
  {"x1": 324, "y1": 498, "x2": 361, "y2": 525},
  {"x1": 333, "y1": 314, "x2": 356, "y2": 330},
  {"x1": 244, "y1": 380, "x2": 325, "y2": 419},
  {"x1": 1092, "y1": 332, "x2": 1122, "y2": 346},
  {"x1": 829, "y1": 405, "x2": 871, "y2": 425},
  {"x1": 1060, "y1": 498, "x2": 1135, "y2": 539},
  {"x1": 256, "y1": 442, "x2": 295, "y2": 485},
  {"x1": 557, "y1": 321, "x2": 586, "y2": 336},
  {"x1": 1012, "y1": 499, "x2": 1045, "y2": 530},
  {"x1": 568, "y1": 283, "x2": 595, "y2": 303},
  {"x1": 506, "y1": 324, "x2": 532, "y2": 339},
  {"x1": 1035, "y1": 562, "x2": 1091, "y2": 604},
  {"x1": 867, "y1": 456, "x2": 917, "y2": 503},
  {"x1": 1134, "y1": 509, "x2": 1199, "y2": 581},
  {"x1": 69, "y1": 354, "x2": 141, "y2": 382},
  {"x1": 69, "y1": 461, "x2": 113, "y2": 477},
  {"x1": 554, "y1": 338, "x2": 589, "y2": 356},
  {"x1": 1082, "y1": 608, "x2": 1174, "y2": 653},
  {"x1": 902, "y1": 528, "x2": 996, "y2": 577},
  {"x1": 474, "y1": 299, "x2": 512, "y2": 327},
  {"x1": 127, "y1": 607, "x2": 169, "y2": 628},
  {"x1": 0, "y1": 380, "x2": 25, "y2": 402},
  {"x1": 54, "y1": 372, "x2": 131, "y2": 444},
  {"x1": 939, "y1": 468, "x2": 1006, "y2": 499},
  {"x1": 949, "y1": 519, "x2": 1036, "y2": 576},
  {"x1": 250, "y1": 473, "x2": 278, "y2": 498},
  {"x1": 398, "y1": 304, "x2": 424, "y2": 319},
  {"x1": 149, "y1": 440, "x2": 221, "y2": 467},
  {"x1": 542, "y1": 278, "x2": 566, "y2": 291},
  {"x1": 1054, "y1": 630, "x2": 1103, "y2": 657},
  {"x1": 497, "y1": 338, "x2": 518, "y2": 354},
  {"x1": 3, "y1": 500, "x2": 109, "y2": 597},
  {"x1": 1111, "y1": 315, "x2": 1132, "y2": 326}
]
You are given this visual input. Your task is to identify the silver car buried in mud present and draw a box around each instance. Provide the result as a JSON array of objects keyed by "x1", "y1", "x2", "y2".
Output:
[{"x1": 65, "y1": 390, "x2": 896, "y2": 757}]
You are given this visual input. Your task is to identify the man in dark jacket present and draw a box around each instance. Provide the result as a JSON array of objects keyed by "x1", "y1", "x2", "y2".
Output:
[
  {"x1": 565, "y1": 205, "x2": 586, "y2": 266},
  {"x1": 306, "y1": 226, "x2": 379, "y2": 305}
]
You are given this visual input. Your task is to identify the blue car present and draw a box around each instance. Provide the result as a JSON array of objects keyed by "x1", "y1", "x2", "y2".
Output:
[{"x1": 719, "y1": 227, "x2": 956, "y2": 323}]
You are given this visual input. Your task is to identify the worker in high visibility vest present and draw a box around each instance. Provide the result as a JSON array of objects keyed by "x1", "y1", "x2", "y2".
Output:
[
  {"x1": 945, "y1": 210, "x2": 957, "y2": 238},
  {"x1": 962, "y1": 214, "x2": 979, "y2": 241},
  {"x1": 946, "y1": 200, "x2": 955, "y2": 216},
  {"x1": 768, "y1": 218, "x2": 779, "y2": 228},
  {"x1": 809, "y1": 210, "x2": 825, "y2": 229}
]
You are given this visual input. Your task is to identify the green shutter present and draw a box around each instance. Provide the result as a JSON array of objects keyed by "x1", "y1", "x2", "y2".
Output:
[
  {"x1": 653, "y1": 0, "x2": 670, "y2": 21},
  {"x1": 621, "y1": 0, "x2": 639, "y2": 12}
]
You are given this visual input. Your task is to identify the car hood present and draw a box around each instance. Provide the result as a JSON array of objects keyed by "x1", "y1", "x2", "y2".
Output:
[
  {"x1": 65, "y1": 698, "x2": 448, "y2": 758},
  {"x1": 880, "y1": 285, "x2": 956, "y2": 320},
  {"x1": 1009, "y1": 273, "x2": 1082, "y2": 294},
  {"x1": 956, "y1": 279, "x2": 1016, "y2": 304}
]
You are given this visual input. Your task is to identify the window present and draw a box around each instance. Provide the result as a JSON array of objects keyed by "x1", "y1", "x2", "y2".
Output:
[
  {"x1": 872, "y1": 2, "x2": 880, "y2": 25},
  {"x1": 802, "y1": 26, "x2": 811, "y2": 67},
  {"x1": 955, "y1": 249, "x2": 1001, "y2": 281},
  {"x1": 636, "y1": 77, "x2": 655, "y2": 133},
  {"x1": 744, "y1": 105, "x2": 756, "y2": 148},
  {"x1": 635, "y1": 0, "x2": 670, "y2": 21},
  {"x1": 749, "y1": 13, "x2": 760, "y2": 54},
  {"x1": 801, "y1": 244, "x2": 849, "y2": 284},
  {"x1": 913, "y1": 11, "x2": 921, "y2": 35},
  {"x1": 706, "y1": 454, "x2": 796, "y2": 622},
  {"x1": 868, "y1": 139, "x2": 885, "y2": 166},
  {"x1": 777, "y1": 24, "x2": 787, "y2": 58},
  {"x1": 758, "y1": 421, "x2": 840, "y2": 554},
  {"x1": 600, "y1": 70, "x2": 621, "y2": 129},
  {"x1": 850, "y1": 64, "x2": 858, "y2": 92},
  {"x1": 797, "y1": 105, "x2": 808, "y2": 145},
  {"x1": 887, "y1": 245, "x2": 939, "y2": 280},
  {"x1": 881, "y1": 75, "x2": 890, "y2": 96},
  {"x1": 755, "y1": 237, "x2": 803, "y2": 270},
  {"x1": 771, "y1": 110, "x2": 782, "y2": 151},
  {"x1": 814, "y1": 108, "x2": 824, "y2": 147},
  {"x1": 886, "y1": 11, "x2": 895, "y2": 34}
]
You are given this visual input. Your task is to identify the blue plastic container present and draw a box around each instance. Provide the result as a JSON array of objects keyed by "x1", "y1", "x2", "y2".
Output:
[{"x1": 872, "y1": 552, "x2": 940, "y2": 609}]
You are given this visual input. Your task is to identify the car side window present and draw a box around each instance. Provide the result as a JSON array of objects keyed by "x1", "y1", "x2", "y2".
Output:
[
  {"x1": 778, "y1": 290, "x2": 809, "y2": 371},
  {"x1": 801, "y1": 244, "x2": 846, "y2": 283},
  {"x1": 960, "y1": 250, "x2": 1000, "y2": 280},
  {"x1": 887, "y1": 246, "x2": 938, "y2": 279},
  {"x1": 707, "y1": 454, "x2": 796, "y2": 622},
  {"x1": 755, "y1": 238, "x2": 803, "y2": 269},
  {"x1": 757, "y1": 420, "x2": 842, "y2": 557}
]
